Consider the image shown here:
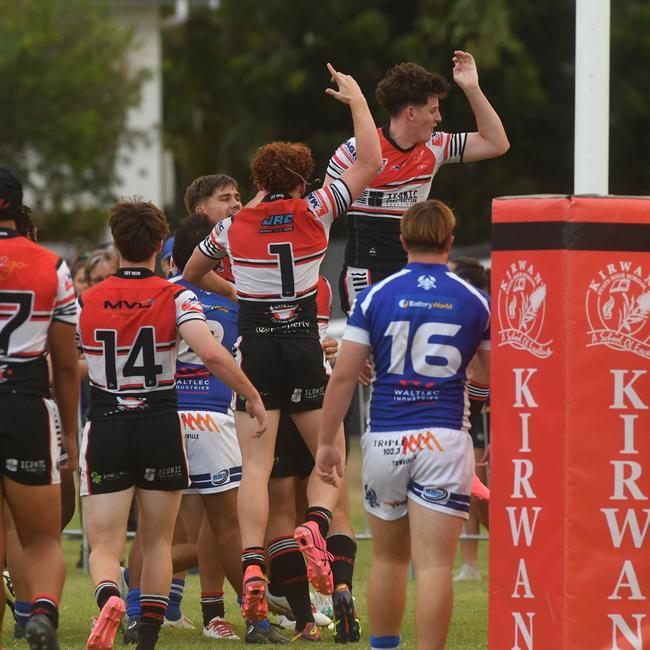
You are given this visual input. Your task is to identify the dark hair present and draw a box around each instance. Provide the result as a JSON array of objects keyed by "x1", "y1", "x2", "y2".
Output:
[
  {"x1": 400, "y1": 199, "x2": 455, "y2": 253},
  {"x1": 0, "y1": 165, "x2": 37, "y2": 240},
  {"x1": 376, "y1": 63, "x2": 450, "y2": 117},
  {"x1": 449, "y1": 256, "x2": 488, "y2": 290},
  {"x1": 172, "y1": 213, "x2": 213, "y2": 271},
  {"x1": 184, "y1": 174, "x2": 239, "y2": 213},
  {"x1": 250, "y1": 142, "x2": 315, "y2": 194},
  {"x1": 108, "y1": 200, "x2": 169, "y2": 263}
]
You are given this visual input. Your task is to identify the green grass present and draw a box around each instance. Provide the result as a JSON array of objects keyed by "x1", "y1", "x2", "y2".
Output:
[{"x1": 2, "y1": 441, "x2": 489, "y2": 648}]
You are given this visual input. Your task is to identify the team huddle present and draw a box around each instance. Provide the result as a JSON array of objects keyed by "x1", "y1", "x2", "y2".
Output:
[{"x1": 0, "y1": 52, "x2": 507, "y2": 650}]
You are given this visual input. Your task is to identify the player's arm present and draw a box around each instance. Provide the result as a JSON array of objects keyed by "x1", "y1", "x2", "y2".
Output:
[
  {"x1": 182, "y1": 246, "x2": 237, "y2": 301},
  {"x1": 178, "y1": 319, "x2": 267, "y2": 435},
  {"x1": 48, "y1": 321, "x2": 80, "y2": 470},
  {"x1": 452, "y1": 50, "x2": 509, "y2": 163},
  {"x1": 325, "y1": 63, "x2": 381, "y2": 201}
]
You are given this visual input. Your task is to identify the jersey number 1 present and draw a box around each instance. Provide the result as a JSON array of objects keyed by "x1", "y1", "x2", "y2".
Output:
[{"x1": 268, "y1": 243, "x2": 295, "y2": 297}]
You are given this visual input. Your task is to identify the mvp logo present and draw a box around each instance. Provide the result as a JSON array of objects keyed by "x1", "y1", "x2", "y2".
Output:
[
  {"x1": 261, "y1": 214, "x2": 293, "y2": 226},
  {"x1": 181, "y1": 412, "x2": 219, "y2": 432},
  {"x1": 104, "y1": 300, "x2": 152, "y2": 310},
  {"x1": 401, "y1": 431, "x2": 443, "y2": 455}
]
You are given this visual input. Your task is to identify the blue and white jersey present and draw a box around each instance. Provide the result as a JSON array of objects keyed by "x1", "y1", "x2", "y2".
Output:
[
  {"x1": 170, "y1": 275, "x2": 238, "y2": 414},
  {"x1": 344, "y1": 262, "x2": 490, "y2": 432}
]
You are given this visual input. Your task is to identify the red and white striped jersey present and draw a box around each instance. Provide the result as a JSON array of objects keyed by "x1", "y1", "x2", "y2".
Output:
[
  {"x1": 0, "y1": 228, "x2": 76, "y2": 395},
  {"x1": 199, "y1": 180, "x2": 351, "y2": 337},
  {"x1": 77, "y1": 268, "x2": 206, "y2": 419},
  {"x1": 327, "y1": 126, "x2": 467, "y2": 271}
]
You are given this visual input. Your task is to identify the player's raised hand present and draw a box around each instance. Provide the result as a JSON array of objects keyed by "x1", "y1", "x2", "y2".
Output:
[
  {"x1": 246, "y1": 396, "x2": 268, "y2": 437},
  {"x1": 315, "y1": 444, "x2": 344, "y2": 487},
  {"x1": 452, "y1": 50, "x2": 479, "y2": 90},
  {"x1": 325, "y1": 63, "x2": 364, "y2": 105}
]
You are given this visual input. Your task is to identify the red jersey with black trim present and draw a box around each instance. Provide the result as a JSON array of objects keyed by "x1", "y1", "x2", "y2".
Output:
[
  {"x1": 77, "y1": 267, "x2": 206, "y2": 419},
  {"x1": 327, "y1": 126, "x2": 467, "y2": 271},
  {"x1": 0, "y1": 228, "x2": 76, "y2": 395},
  {"x1": 199, "y1": 180, "x2": 351, "y2": 337}
]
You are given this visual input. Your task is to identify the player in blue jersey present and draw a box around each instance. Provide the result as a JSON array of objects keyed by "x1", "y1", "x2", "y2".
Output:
[{"x1": 313, "y1": 199, "x2": 490, "y2": 650}]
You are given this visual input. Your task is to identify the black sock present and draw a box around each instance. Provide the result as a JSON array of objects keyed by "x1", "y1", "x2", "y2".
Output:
[
  {"x1": 327, "y1": 534, "x2": 357, "y2": 590},
  {"x1": 94, "y1": 581, "x2": 121, "y2": 611},
  {"x1": 31, "y1": 595, "x2": 59, "y2": 629},
  {"x1": 201, "y1": 591, "x2": 225, "y2": 627},
  {"x1": 305, "y1": 506, "x2": 332, "y2": 538},
  {"x1": 241, "y1": 546, "x2": 266, "y2": 574},
  {"x1": 137, "y1": 594, "x2": 168, "y2": 650},
  {"x1": 268, "y1": 536, "x2": 313, "y2": 631}
]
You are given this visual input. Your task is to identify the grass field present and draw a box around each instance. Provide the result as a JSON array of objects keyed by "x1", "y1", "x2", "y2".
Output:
[{"x1": 2, "y1": 440, "x2": 489, "y2": 649}]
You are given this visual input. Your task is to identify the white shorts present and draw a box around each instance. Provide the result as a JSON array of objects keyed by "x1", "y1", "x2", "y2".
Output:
[
  {"x1": 180, "y1": 410, "x2": 242, "y2": 494},
  {"x1": 360, "y1": 428, "x2": 474, "y2": 521}
]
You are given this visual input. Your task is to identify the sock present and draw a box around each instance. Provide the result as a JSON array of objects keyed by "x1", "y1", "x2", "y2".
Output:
[
  {"x1": 138, "y1": 594, "x2": 168, "y2": 649},
  {"x1": 123, "y1": 567, "x2": 130, "y2": 585},
  {"x1": 94, "y1": 581, "x2": 120, "y2": 611},
  {"x1": 201, "y1": 591, "x2": 225, "y2": 626},
  {"x1": 305, "y1": 506, "x2": 332, "y2": 538},
  {"x1": 327, "y1": 534, "x2": 357, "y2": 590},
  {"x1": 467, "y1": 380, "x2": 489, "y2": 443},
  {"x1": 31, "y1": 594, "x2": 59, "y2": 629},
  {"x1": 241, "y1": 546, "x2": 266, "y2": 574},
  {"x1": 165, "y1": 578, "x2": 185, "y2": 621},
  {"x1": 370, "y1": 634, "x2": 400, "y2": 649},
  {"x1": 268, "y1": 536, "x2": 313, "y2": 631},
  {"x1": 15, "y1": 600, "x2": 31, "y2": 628},
  {"x1": 126, "y1": 587, "x2": 142, "y2": 618}
]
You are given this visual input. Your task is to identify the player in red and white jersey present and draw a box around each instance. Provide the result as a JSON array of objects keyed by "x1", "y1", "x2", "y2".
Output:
[
  {"x1": 183, "y1": 63, "x2": 382, "y2": 622},
  {"x1": 77, "y1": 200, "x2": 266, "y2": 650},
  {"x1": 0, "y1": 165, "x2": 79, "y2": 648},
  {"x1": 326, "y1": 51, "x2": 509, "y2": 312}
]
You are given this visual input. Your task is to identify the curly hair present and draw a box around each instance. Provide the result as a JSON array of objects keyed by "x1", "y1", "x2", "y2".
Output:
[
  {"x1": 376, "y1": 63, "x2": 450, "y2": 117},
  {"x1": 250, "y1": 142, "x2": 315, "y2": 194}
]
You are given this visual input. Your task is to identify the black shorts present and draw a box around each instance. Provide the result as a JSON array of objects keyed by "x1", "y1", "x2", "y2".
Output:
[
  {"x1": 271, "y1": 412, "x2": 314, "y2": 480},
  {"x1": 0, "y1": 395, "x2": 61, "y2": 486},
  {"x1": 234, "y1": 337, "x2": 327, "y2": 413},
  {"x1": 79, "y1": 411, "x2": 189, "y2": 495}
]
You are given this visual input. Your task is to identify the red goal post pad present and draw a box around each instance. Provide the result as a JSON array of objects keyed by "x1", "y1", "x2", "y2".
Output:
[{"x1": 489, "y1": 195, "x2": 650, "y2": 650}]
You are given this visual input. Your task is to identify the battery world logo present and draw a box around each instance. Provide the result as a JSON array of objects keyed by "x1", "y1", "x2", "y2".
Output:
[
  {"x1": 497, "y1": 260, "x2": 553, "y2": 358},
  {"x1": 585, "y1": 261, "x2": 650, "y2": 359}
]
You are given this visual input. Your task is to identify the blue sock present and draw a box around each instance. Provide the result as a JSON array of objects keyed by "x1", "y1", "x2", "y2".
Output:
[
  {"x1": 370, "y1": 635, "x2": 400, "y2": 649},
  {"x1": 165, "y1": 578, "x2": 185, "y2": 621},
  {"x1": 126, "y1": 587, "x2": 141, "y2": 619},
  {"x1": 15, "y1": 600, "x2": 31, "y2": 628}
]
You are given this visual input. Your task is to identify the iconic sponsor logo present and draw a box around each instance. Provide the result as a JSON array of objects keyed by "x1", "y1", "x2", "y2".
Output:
[
  {"x1": 261, "y1": 214, "x2": 293, "y2": 226},
  {"x1": 585, "y1": 261, "x2": 650, "y2": 359},
  {"x1": 421, "y1": 487, "x2": 449, "y2": 503},
  {"x1": 104, "y1": 299, "x2": 153, "y2": 310},
  {"x1": 417, "y1": 275, "x2": 437, "y2": 290},
  {"x1": 5, "y1": 458, "x2": 18, "y2": 472},
  {"x1": 211, "y1": 469, "x2": 230, "y2": 486},
  {"x1": 0, "y1": 256, "x2": 28, "y2": 281},
  {"x1": 384, "y1": 189, "x2": 418, "y2": 206},
  {"x1": 291, "y1": 388, "x2": 302, "y2": 403},
  {"x1": 144, "y1": 465, "x2": 183, "y2": 482},
  {"x1": 497, "y1": 260, "x2": 553, "y2": 358},
  {"x1": 144, "y1": 467, "x2": 156, "y2": 482},
  {"x1": 364, "y1": 484, "x2": 379, "y2": 508},
  {"x1": 180, "y1": 411, "x2": 219, "y2": 432},
  {"x1": 401, "y1": 431, "x2": 444, "y2": 455}
]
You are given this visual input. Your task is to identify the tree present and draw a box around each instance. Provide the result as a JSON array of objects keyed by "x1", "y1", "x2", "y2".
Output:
[{"x1": 0, "y1": 0, "x2": 145, "y2": 240}]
